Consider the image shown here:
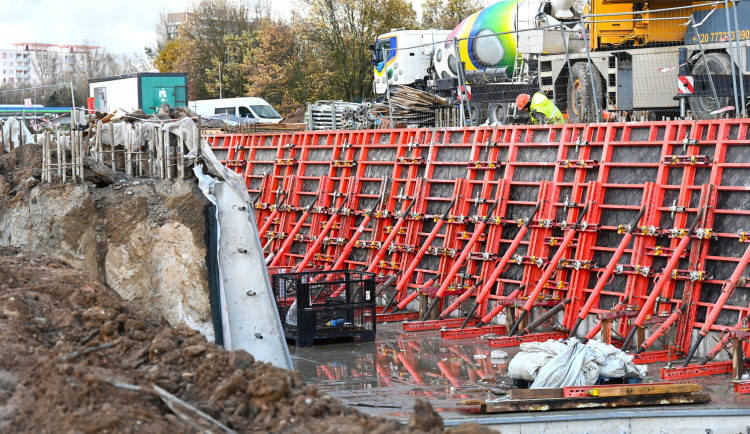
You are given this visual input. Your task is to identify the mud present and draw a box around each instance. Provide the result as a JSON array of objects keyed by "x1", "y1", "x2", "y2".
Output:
[
  {"x1": 0, "y1": 143, "x2": 214, "y2": 338},
  {"x1": 0, "y1": 246, "x2": 492, "y2": 433}
]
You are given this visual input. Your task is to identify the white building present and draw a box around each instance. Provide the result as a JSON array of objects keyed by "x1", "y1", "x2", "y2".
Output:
[
  {"x1": 166, "y1": 12, "x2": 192, "y2": 40},
  {"x1": 0, "y1": 43, "x2": 100, "y2": 85}
]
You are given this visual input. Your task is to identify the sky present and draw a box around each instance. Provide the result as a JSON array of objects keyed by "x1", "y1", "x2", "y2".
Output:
[{"x1": 0, "y1": 0, "x2": 424, "y2": 55}]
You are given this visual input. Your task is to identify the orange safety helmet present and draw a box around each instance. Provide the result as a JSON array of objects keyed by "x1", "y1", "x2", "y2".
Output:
[{"x1": 516, "y1": 93, "x2": 531, "y2": 110}]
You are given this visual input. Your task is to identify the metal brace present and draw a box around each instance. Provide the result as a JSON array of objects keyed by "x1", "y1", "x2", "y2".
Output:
[
  {"x1": 669, "y1": 199, "x2": 686, "y2": 217},
  {"x1": 681, "y1": 137, "x2": 698, "y2": 153},
  {"x1": 640, "y1": 225, "x2": 659, "y2": 236},
  {"x1": 574, "y1": 137, "x2": 589, "y2": 153},
  {"x1": 693, "y1": 228, "x2": 714, "y2": 239},
  {"x1": 562, "y1": 195, "x2": 577, "y2": 214}
]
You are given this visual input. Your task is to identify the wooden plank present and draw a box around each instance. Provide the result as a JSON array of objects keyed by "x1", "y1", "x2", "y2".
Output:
[
  {"x1": 565, "y1": 383, "x2": 703, "y2": 398},
  {"x1": 464, "y1": 393, "x2": 710, "y2": 414},
  {"x1": 733, "y1": 338, "x2": 743, "y2": 380},
  {"x1": 509, "y1": 388, "x2": 564, "y2": 400}
]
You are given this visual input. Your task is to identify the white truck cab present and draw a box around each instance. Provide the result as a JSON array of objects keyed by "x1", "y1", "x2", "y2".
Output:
[
  {"x1": 189, "y1": 97, "x2": 283, "y2": 123},
  {"x1": 371, "y1": 29, "x2": 451, "y2": 95}
]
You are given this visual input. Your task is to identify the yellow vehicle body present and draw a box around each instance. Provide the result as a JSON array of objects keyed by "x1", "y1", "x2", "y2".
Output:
[{"x1": 589, "y1": 0, "x2": 719, "y2": 49}]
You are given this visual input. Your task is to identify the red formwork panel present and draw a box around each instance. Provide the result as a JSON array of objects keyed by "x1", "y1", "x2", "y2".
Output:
[{"x1": 207, "y1": 119, "x2": 750, "y2": 356}]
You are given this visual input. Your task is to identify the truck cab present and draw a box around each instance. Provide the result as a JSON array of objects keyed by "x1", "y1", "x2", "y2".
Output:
[{"x1": 372, "y1": 29, "x2": 451, "y2": 95}]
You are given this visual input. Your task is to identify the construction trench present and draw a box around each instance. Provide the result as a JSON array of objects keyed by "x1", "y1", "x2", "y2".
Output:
[{"x1": 1, "y1": 114, "x2": 750, "y2": 432}]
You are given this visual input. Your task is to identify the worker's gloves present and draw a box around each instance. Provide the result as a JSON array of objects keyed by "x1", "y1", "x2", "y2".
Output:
[{"x1": 531, "y1": 110, "x2": 546, "y2": 124}]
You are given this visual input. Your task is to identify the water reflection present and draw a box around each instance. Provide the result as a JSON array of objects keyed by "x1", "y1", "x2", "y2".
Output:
[{"x1": 291, "y1": 323, "x2": 511, "y2": 404}]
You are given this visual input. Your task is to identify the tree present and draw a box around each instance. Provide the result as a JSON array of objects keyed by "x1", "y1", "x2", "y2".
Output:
[
  {"x1": 154, "y1": 38, "x2": 184, "y2": 73},
  {"x1": 30, "y1": 49, "x2": 60, "y2": 103},
  {"x1": 244, "y1": 17, "x2": 336, "y2": 114},
  {"x1": 300, "y1": 0, "x2": 417, "y2": 101},
  {"x1": 204, "y1": 32, "x2": 255, "y2": 99},
  {"x1": 421, "y1": 0, "x2": 483, "y2": 30},
  {"x1": 172, "y1": 0, "x2": 269, "y2": 99},
  {"x1": 46, "y1": 87, "x2": 73, "y2": 107}
]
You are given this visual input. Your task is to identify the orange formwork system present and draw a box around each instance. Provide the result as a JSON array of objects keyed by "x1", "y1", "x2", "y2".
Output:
[{"x1": 207, "y1": 119, "x2": 750, "y2": 364}]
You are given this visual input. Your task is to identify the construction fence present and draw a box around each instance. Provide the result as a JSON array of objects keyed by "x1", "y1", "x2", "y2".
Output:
[
  {"x1": 208, "y1": 118, "x2": 750, "y2": 364},
  {"x1": 32, "y1": 117, "x2": 200, "y2": 184},
  {"x1": 356, "y1": 1, "x2": 750, "y2": 131}
]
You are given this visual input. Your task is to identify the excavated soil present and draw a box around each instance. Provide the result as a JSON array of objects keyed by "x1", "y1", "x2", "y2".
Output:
[
  {"x1": 0, "y1": 246, "x2": 503, "y2": 433},
  {"x1": 0, "y1": 143, "x2": 214, "y2": 338}
]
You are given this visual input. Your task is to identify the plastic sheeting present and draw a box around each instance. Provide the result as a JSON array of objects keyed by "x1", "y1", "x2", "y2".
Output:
[
  {"x1": 508, "y1": 338, "x2": 647, "y2": 388},
  {"x1": 2, "y1": 117, "x2": 36, "y2": 152}
]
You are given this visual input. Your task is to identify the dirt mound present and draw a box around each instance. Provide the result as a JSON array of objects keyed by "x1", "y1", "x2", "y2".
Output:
[
  {"x1": 0, "y1": 142, "x2": 42, "y2": 200},
  {"x1": 0, "y1": 246, "x2": 476, "y2": 433},
  {"x1": 282, "y1": 107, "x2": 306, "y2": 123}
]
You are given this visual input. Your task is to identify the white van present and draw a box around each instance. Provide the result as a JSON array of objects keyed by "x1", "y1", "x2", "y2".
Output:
[{"x1": 189, "y1": 97, "x2": 283, "y2": 123}]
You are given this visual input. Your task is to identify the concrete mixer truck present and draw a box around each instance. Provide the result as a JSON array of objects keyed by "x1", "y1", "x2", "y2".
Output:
[{"x1": 372, "y1": 0, "x2": 750, "y2": 122}]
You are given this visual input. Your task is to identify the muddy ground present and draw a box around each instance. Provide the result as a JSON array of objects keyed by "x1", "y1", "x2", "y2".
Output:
[
  {"x1": 0, "y1": 247, "x2": 498, "y2": 433},
  {"x1": 0, "y1": 143, "x2": 214, "y2": 338}
]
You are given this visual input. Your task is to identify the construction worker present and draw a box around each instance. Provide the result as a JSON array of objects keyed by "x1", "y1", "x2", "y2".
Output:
[{"x1": 516, "y1": 92, "x2": 564, "y2": 125}]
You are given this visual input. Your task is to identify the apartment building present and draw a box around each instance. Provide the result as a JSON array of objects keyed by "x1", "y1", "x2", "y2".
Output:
[
  {"x1": 166, "y1": 12, "x2": 193, "y2": 40},
  {"x1": 0, "y1": 43, "x2": 100, "y2": 85}
]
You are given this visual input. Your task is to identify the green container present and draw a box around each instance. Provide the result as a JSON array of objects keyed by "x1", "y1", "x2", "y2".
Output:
[{"x1": 89, "y1": 73, "x2": 188, "y2": 115}]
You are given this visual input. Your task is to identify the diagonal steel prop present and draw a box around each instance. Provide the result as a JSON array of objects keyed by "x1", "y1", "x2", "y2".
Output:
[
  {"x1": 321, "y1": 178, "x2": 389, "y2": 275},
  {"x1": 507, "y1": 202, "x2": 590, "y2": 336},
  {"x1": 267, "y1": 191, "x2": 320, "y2": 267},
  {"x1": 388, "y1": 196, "x2": 458, "y2": 314},
  {"x1": 457, "y1": 201, "x2": 542, "y2": 327},
  {"x1": 621, "y1": 208, "x2": 704, "y2": 350},
  {"x1": 683, "y1": 242, "x2": 750, "y2": 365},
  {"x1": 420, "y1": 199, "x2": 500, "y2": 322},
  {"x1": 568, "y1": 205, "x2": 646, "y2": 339},
  {"x1": 294, "y1": 193, "x2": 350, "y2": 273},
  {"x1": 364, "y1": 196, "x2": 418, "y2": 274},
  {"x1": 258, "y1": 190, "x2": 289, "y2": 235}
]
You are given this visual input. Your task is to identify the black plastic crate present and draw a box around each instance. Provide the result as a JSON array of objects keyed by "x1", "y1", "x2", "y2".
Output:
[{"x1": 272, "y1": 270, "x2": 376, "y2": 347}]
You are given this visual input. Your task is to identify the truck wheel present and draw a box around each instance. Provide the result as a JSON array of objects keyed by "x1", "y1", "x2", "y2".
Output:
[
  {"x1": 468, "y1": 104, "x2": 488, "y2": 126},
  {"x1": 488, "y1": 103, "x2": 507, "y2": 124},
  {"x1": 689, "y1": 53, "x2": 733, "y2": 120},
  {"x1": 567, "y1": 62, "x2": 603, "y2": 123}
]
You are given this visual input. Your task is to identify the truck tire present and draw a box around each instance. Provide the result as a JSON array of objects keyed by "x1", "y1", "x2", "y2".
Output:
[
  {"x1": 468, "y1": 103, "x2": 486, "y2": 126},
  {"x1": 488, "y1": 103, "x2": 507, "y2": 124},
  {"x1": 689, "y1": 52, "x2": 734, "y2": 120},
  {"x1": 567, "y1": 62, "x2": 603, "y2": 124}
]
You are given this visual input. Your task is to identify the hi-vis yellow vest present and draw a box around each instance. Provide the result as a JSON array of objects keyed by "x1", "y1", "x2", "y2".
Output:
[{"x1": 530, "y1": 92, "x2": 563, "y2": 124}]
